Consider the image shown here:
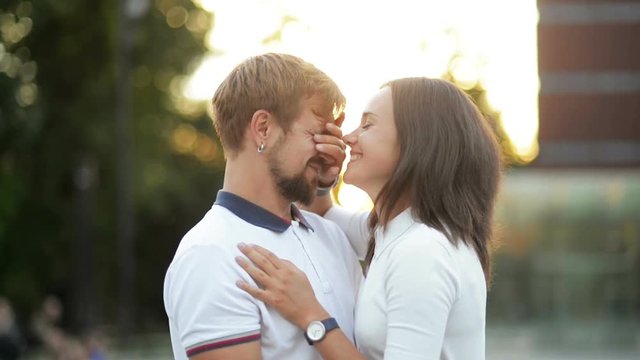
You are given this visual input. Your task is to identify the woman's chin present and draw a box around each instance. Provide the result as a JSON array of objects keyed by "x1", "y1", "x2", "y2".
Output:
[
  {"x1": 342, "y1": 172, "x2": 364, "y2": 190},
  {"x1": 342, "y1": 170, "x2": 356, "y2": 186}
]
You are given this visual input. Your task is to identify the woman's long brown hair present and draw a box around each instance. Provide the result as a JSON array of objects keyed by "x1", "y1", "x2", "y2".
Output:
[{"x1": 363, "y1": 78, "x2": 501, "y2": 284}]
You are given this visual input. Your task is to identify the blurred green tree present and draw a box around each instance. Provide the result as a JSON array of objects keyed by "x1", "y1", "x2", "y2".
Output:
[{"x1": 0, "y1": 0, "x2": 221, "y2": 339}]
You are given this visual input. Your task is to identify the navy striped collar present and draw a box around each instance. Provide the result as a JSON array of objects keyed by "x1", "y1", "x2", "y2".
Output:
[{"x1": 214, "y1": 191, "x2": 313, "y2": 233}]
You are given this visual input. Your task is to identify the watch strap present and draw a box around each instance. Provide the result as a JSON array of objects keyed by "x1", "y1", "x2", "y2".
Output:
[{"x1": 321, "y1": 317, "x2": 339, "y2": 333}]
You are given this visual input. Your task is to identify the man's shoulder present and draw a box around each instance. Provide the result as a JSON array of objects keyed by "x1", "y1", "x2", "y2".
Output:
[
  {"x1": 164, "y1": 208, "x2": 247, "y2": 298},
  {"x1": 300, "y1": 209, "x2": 361, "y2": 264},
  {"x1": 169, "y1": 206, "x2": 243, "y2": 262}
]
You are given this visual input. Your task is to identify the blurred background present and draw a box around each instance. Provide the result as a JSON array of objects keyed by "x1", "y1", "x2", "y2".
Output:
[{"x1": 0, "y1": 0, "x2": 638, "y2": 359}]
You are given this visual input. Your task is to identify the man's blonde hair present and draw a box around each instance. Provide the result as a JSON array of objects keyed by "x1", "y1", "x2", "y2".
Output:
[{"x1": 212, "y1": 53, "x2": 346, "y2": 155}]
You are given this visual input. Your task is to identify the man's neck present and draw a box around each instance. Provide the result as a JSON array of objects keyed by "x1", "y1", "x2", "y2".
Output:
[{"x1": 222, "y1": 157, "x2": 293, "y2": 221}]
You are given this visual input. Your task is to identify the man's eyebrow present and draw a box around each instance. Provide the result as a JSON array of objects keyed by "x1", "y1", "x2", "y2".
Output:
[
  {"x1": 308, "y1": 116, "x2": 325, "y2": 134},
  {"x1": 312, "y1": 107, "x2": 333, "y2": 119},
  {"x1": 310, "y1": 108, "x2": 333, "y2": 133}
]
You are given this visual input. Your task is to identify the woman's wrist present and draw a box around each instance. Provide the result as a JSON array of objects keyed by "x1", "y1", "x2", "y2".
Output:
[
  {"x1": 297, "y1": 305, "x2": 331, "y2": 329},
  {"x1": 316, "y1": 175, "x2": 339, "y2": 196}
]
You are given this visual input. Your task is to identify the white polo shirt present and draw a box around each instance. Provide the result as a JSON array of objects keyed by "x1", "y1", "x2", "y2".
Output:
[
  {"x1": 326, "y1": 206, "x2": 487, "y2": 360},
  {"x1": 163, "y1": 191, "x2": 362, "y2": 360}
]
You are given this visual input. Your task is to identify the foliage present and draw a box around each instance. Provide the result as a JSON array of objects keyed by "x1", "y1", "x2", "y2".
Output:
[{"x1": 0, "y1": 0, "x2": 221, "y2": 332}]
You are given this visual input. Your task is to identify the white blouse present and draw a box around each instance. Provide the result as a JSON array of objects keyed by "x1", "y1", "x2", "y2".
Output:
[{"x1": 325, "y1": 206, "x2": 486, "y2": 360}]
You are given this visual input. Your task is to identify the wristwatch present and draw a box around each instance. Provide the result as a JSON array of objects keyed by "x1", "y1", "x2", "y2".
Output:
[{"x1": 304, "y1": 317, "x2": 339, "y2": 345}]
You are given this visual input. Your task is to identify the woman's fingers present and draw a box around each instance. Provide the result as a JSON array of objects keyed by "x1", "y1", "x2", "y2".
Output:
[
  {"x1": 236, "y1": 280, "x2": 270, "y2": 303},
  {"x1": 251, "y1": 245, "x2": 285, "y2": 269},
  {"x1": 235, "y1": 255, "x2": 272, "y2": 288},
  {"x1": 238, "y1": 242, "x2": 279, "y2": 273},
  {"x1": 235, "y1": 243, "x2": 287, "y2": 290},
  {"x1": 322, "y1": 166, "x2": 340, "y2": 179},
  {"x1": 326, "y1": 121, "x2": 344, "y2": 137},
  {"x1": 314, "y1": 134, "x2": 346, "y2": 151},
  {"x1": 314, "y1": 123, "x2": 347, "y2": 186},
  {"x1": 315, "y1": 130, "x2": 346, "y2": 165},
  {"x1": 236, "y1": 250, "x2": 323, "y2": 328},
  {"x1": 315, "y1": 144, "x2": 345, "y2": 165}
]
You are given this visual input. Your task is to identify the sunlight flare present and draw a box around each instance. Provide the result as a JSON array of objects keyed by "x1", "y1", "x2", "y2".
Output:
[{"x1": 189, "y1": 0, "x2": 540, "y2": 208}]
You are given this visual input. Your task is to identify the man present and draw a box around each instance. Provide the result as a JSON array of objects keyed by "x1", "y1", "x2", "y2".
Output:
[{"x1": 163, "y1": 53, "x2": 362, "y2": 360}]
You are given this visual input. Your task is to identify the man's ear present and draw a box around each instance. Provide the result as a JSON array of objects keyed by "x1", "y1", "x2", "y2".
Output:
[
  {"x1": 249, "y1": 109, "x2": 272, "y2": 147},
  {"x1": 334, "y1": 112, "x2": 345, "y2": 128}
]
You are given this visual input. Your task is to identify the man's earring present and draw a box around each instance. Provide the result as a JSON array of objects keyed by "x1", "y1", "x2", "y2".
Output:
[{"x1": 258, "y1": 143, "x2": 265, "y2": 153}]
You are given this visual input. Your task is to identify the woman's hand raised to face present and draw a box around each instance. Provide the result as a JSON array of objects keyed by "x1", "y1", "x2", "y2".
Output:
[
  {"x1": 315, "y1": 112, "x2": 347, "y2": 188},
  {"x1": 235, "y1": 243, "x2": 330, "y2": 329}
]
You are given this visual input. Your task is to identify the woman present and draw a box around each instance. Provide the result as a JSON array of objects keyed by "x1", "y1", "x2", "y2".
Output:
[{"x1": 235, "y1": 77, "x2": 501, "y2": 359}]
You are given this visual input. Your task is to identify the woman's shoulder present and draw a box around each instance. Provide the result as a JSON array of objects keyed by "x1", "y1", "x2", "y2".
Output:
[
  {"x1": 393, "y1": 220, "x2": 482, "y2": 284},
  {"x1": 382, "y1": 226, "x2": 453, "y2": 276},
  {"x1": 383, "y1": 222, "x2": 461, "y2": 299},
  {"x1": 396, "y1": 222, "x2": 454, "y2": 256}
]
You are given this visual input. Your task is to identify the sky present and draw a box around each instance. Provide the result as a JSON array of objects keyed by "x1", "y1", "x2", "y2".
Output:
[{"x1": 184, "y1": 0, "x2": 539, "y2": 210}]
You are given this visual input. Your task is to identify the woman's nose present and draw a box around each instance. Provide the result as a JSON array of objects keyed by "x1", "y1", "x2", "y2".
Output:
[{"x1": 343, "y1": 129, "x2": 358, "y2": 146}]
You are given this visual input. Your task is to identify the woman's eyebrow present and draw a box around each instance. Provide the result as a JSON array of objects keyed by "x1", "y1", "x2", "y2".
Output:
[{"x1": 361, "y1": 112, "x2": 378, "y2": 122}]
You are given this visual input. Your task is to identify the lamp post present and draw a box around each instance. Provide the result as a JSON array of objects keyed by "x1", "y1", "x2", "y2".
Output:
[{"x1": 115, "y1": 0, "x2": 149, "y2": 345}]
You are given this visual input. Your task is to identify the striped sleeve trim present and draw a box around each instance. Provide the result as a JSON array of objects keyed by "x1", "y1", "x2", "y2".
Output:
[{"x1": 185, "y1": 330, "x2": 261, "y2": 357}]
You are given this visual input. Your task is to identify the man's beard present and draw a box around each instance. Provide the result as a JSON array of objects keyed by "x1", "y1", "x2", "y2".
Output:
[{"x1": 267, "y1": 140, "x2": 319, "y2": 206}]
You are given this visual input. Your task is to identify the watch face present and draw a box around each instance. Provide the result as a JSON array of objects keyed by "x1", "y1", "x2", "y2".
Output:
[{"x1": 307, "y1": 321, "x2": 326, "y2": 341}]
